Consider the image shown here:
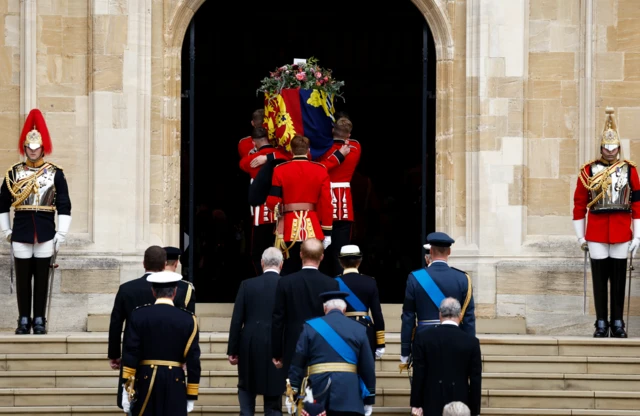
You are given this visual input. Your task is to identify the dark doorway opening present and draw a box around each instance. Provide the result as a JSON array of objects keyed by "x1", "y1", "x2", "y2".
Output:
[{"x1": 180, "y1": 0, "x2": 437, "y2": 303}]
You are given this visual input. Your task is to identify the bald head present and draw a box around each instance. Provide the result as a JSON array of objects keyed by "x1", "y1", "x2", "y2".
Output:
[{"x1": 300, "y1": 238, "x2": 324, "y2": 266}]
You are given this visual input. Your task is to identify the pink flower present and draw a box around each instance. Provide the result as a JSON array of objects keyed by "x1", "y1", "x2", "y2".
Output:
[
  {"x1": 315, "y1": 71, "x2": 322, "y2": 79},
  {"x1": 296, "y1": 72, "x2": 307, "y2": 81},
  {"x1": 324, "y1": 76, "x2": 329, "y2": 82}
]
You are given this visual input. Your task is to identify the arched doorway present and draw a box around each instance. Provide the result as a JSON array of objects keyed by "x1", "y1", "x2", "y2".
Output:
[{"x1": 180, "y1": 0, "x2": 437, "y2": 303}]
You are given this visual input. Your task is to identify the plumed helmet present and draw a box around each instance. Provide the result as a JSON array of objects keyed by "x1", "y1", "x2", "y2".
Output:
[{"x1": 19, "y1": 109, "x2": 52, "y2": 156}]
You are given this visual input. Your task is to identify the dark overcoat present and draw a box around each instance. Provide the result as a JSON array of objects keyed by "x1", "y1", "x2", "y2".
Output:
[{"x1": 227, "y1": 270, "x2": 285, "y2": 396}]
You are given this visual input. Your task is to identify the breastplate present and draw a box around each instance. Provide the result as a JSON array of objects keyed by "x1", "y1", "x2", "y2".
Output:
[
  {"x1": 589, "y1": 162, "x2": 631, "y2": 212},
  {"x1": 12, "y1": 163, "x2": 57, "y2": 210}
]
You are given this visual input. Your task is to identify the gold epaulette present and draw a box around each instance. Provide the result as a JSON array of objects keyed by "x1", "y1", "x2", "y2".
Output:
[
  {"x1": 580, "y1": 159, "x2": 599, "y2": 171},
  {"x1": 133, "y1": 303, "x2": 152, "y2": 311},
  {"x1": 46, "y1": 161, "x2": 63, "y2": 170},
  {"x1": 179, "y1": 307, "x2": 195, "y2": 316},
  {"x1": 5, "y1": 162, "x2": 21, "y2": 177},
  {"x1": 625, "y1": 159, "x2": 637, "y2": 167}
]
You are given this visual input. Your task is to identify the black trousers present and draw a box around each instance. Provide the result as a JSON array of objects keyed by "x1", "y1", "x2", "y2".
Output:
[
  {"x1": 238, "y1": 387, "x2": 282, "y2": 416},
  {"x1": 15, "y1": 257, "x2": 51, "y2": 318},
  {"x1": 281, "y1": 243, "x2": 302, "y2": 276},
  {"x1": 591, "y1": 257, "x2": 627, "y2": 321},
  {"x1": 320, "y1": 221, "x2": 352, "y2": 277},
  {"x1": 251, "y1": 224, "x2": 276, "y2": 275}
]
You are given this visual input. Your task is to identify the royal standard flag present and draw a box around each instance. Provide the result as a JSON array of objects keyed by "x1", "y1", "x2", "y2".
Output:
[{"x1": 264, "y1": 88, "x2": 336, "y2": 159}]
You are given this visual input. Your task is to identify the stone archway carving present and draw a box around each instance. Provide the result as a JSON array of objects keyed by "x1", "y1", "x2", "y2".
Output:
[{"x1": 159, "y1": 0, "x2": 457, "y2": 236}]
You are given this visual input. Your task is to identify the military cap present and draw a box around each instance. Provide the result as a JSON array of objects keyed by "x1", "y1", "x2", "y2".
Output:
[
  {"x1": 164, "y1": 246, "x2": 181, "y2": 261},
  {"x1": 147, "y1": 271, "x2": 183, "y2": 283},
  {"x1": 422, "y1": 243, "x2": 432, "y2": 252},
  {"x1": 339, "y1": 244, "x2": 362, "y2": 258},
  {"x1": 426, "y1": 232, "x2": 455, "y2": 247},
  {"x1": 319, "y1": 291, "x2": 350, "y2": 303}
]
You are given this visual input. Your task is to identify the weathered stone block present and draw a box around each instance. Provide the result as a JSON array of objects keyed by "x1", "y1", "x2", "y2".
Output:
[
  {"x1": 616, "y1": 19, "x2": 640, "y2": 53},
  {"x1": 561, "y1": 81, "x2": 578, "y2": 107},
  {"x1": 93, "y1": 55, "x2": 123, "y2": 92},
  {"x1": 624, "y1": 53, "x2": 640, "y2": 81},
  {"x1": 530, "y1": 52, "x2": 575, "y2": 81},
  {"x1": 61, "y1": 269, "x2": 120, "y2": 294},
  {"x1": 529, "y1": 20, "x2": 551, "y2": 52},
  {"x1": 526, "y1": 100, "x2": 544, "y2": 138},
  {"x1": 0, "y1": 86, "x2": 19, "y2": 112},
  {"x1": 62, "y1": 17, "x2": 88, "y2": 55},
  {"x1": 527, "y1": 215, "x2": 574, "y2": 235},
  {"x1": 496, "y1": 261, "x2": 583, "y2": 296},
  {"x1": 38, "y1": 97, "x2": 76, "y2": 112},
  {"x1": 528, "y1": 138, "x2": 559, "y2": 179},
  {"x1": 596, "y1": 52, "x2": 624, "y2": 80},
  {"x1": 530, "y1": 0, "x2": 558, "y2": 20},
  {"x1": 496, "y1": 294, "x2": 526, "y2": 317},
  {"x1": 497, "y1": 77, "x2": 524, "y2": 99},
  {"x1": 530, "y1": 80, "x2": 561, "y2": 99}
]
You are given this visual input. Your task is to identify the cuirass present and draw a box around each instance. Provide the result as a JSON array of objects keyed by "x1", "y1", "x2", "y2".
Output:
[
  {"x1": 590, "y1": 162, "x2": 631, "y2": 211},
  {"x1": 13, "y1": 164, "x2": 57, "y2": 208}
]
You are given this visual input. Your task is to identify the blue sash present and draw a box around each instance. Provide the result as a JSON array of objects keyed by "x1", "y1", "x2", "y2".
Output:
[
  {"x1": 411, "y1": 268, "x2": 445, "y2": 308},
  {"x1": 307, "y1": 318, "x2": 371, "y2": 399},
  {"x1": 335, "y1": 277, "x2": 367, "y2": 312}
]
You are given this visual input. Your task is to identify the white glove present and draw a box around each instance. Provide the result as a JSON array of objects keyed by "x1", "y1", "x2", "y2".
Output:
[
  {"x1": 630, "y1": 219, "x2": 640, "y2": 254},
  {"x1": 187, "y1": 400, "x2": 194, "y2": 413},
  {"x1": 400, "y1": 355, "x2": 409, "y2": 364},
  {"x1": 0, "y1": 212, "x2": 11, "y2": 243},
  {"x1": 54, "y1": 215, "x2": 72, "y2": 252},
  {"x1": 375, "y1": 348, "x2": 385, "y2": 358},
  {"x1": 323, "y1": 236, "x2": 332, "y2": 249},
  {"x1": 573, "y1": 219, "x2": 586, "y2": 248},
  {"x1": 121, "y1": 386, "x2": 130, "y2": 413},
  {"x1": 364, "y1": 405, "x2": 373, "y2": 416},
  {"x1": 285, "y1": 397, "x2": 293, "y2": 415}
]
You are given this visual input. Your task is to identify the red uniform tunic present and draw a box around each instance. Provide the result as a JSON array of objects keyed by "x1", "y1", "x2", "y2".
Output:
[
  {"x1": 239, "y1": 145, "x2": 291, "y2": 225},
  {"x1": 266, "y1": 156, "x2": 333, "y2": 243},
  {"x1": 237, "y1": 136, "x2": 255, "y2": 158},
  {"x1": 573, "y1": 159, "x2": 640, "y2": 244},
  {"x1": 317, "y1": 139, "x2": 361, "y2": 221}
]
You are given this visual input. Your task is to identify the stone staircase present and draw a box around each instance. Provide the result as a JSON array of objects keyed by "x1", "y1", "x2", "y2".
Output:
[{"x1": 0, "y1": 304, "x2": 637, "y2": 415}]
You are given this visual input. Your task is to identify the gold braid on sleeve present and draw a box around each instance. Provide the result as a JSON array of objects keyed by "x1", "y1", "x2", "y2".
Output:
[{"x1": 5, "y1": 168, "x2": 36, "y2": 207}]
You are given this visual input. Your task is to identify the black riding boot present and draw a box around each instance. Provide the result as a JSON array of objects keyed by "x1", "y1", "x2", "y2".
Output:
[
  {"x1": 591, "y1": 258, "x2": 610, "y2": 337},
  {"x1": 32, "y1": 257, "x2": 51, "y2": 335},
  {"x1": 610, "y1": 258, "x2": 628, "y2": 338},
  {"x1": 14, "y1": 257, "x2": 32, "y2": 334}
]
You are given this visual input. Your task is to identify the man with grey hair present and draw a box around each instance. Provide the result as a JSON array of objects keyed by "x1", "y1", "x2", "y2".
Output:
[
  {"x1": 287, "y1": 291, "x2": 376, "y2": 416},
  {"x1": 443, "y1": 402, "x2": 471, "y2": 416},
  {"x1": 228, "y1": 247, "x2": 285, "y2": 416},
  {"x1": 409, "y1": 297, "x2": 481, "y2": 416}
]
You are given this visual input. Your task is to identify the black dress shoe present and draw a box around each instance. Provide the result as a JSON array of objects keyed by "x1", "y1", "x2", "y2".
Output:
[
  {"x1": 610, "y1": 320, "x2": 628, "y2": 338},
  {"x1": 32, "y1": 317, "x2": 47, "y2": 335},
  {"x1": 15, "y1": 316, "x2": 31, "y2": 335},
  {"x1": 593, "y1": 320, "x2": 609, "y2": 337}
]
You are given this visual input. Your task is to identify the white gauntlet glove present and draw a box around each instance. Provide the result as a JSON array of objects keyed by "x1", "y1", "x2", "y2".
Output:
[
  {"x1": 187, "y1": 400, "x2": 194, "y2": 413},
  {"x1": 364, "y1": 405, "x2": 373, "y2": 416},
  {"x1": 323, "y1": 236, "x2": 332, "y2": 249},
  {"x1": 54, "y1": 215, "x2": 72, "y2": 252},
  {"x1": 630, "y1": 219, "x2": 640, "y2": 254},
  {"x1": 375, "y1": 348, "x2": 385, "y2": 359},
  {"x1": 400, "y1": 355, "x2": 409, "y2": 364},
  {"x1": 0, "y1": 212, "x2": 11, "y2": 243},
  {"x1": 285, "y1": 397, "x2": 294, "y2": 415},
  {"x1": 121, "y1": 385, "x2": 130, "y2": 413},
  {"x1": 573, "y1": 219, "x2": 586, "y2": 249}
]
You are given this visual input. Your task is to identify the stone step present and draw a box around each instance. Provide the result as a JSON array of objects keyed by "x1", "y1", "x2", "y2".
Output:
[
  {"x1": 88, "y1": 313, "x2": 528, "y2": 334},
  {"x1": 0, "y1": 388, "x2": 637, "y2": 410},
  {"x1": 1, "y1": 406, "x2": 638, "y2": 416}
]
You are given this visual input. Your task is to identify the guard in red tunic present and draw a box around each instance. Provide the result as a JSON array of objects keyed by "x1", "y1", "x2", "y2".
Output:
[
  {"x1": 317, "y1": 118, "x2": 361, "y2": 276},
  {"x1": 239, "y1": 126, "x2": 291, "y2": 274},
  {"x1": 237, "y1": 109, "x2": 264, "y2": 158},
  {"x1": 573, "y1": 107, "x2": 640, "y2": 338},
  {"x1": 266, "y1": 135, "x2": 333, "y2": 275}
]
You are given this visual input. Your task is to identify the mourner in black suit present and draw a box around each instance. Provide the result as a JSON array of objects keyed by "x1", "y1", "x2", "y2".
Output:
[
  {"x1": 271, "y1": 238, "x2": 339, "y2": 375},
  {"x1": 410, "y1": 297, "x2": 481, "y2": 416},
  {"x1": 120, "y1": 271, "x2": 201, "y2": 416},
  {"x1": 228, "y1": 247, "x2": 286, "y2": 416},
  {"x1": 335, "y1": 245, "x2": 386, "y2": 359},
  {"x1": 288, "y1": 291, "x2": 376, "y2": 416},
  {"x1": 108, "y1": 245, "x2": 195, "y2": 408},
  {"x1": 401, "y1": 232, "x2": 476, "y2": 364}
]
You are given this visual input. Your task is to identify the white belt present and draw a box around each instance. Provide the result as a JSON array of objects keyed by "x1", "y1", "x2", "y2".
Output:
[{"x1": 331, "y1": 182, "x2": 350, "y2": 188}]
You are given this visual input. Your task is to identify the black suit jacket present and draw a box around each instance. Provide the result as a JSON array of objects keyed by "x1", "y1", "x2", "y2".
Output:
[
  {"x1": 227, "y1": 270, "x2": 285, "y2": 396},
  {"x1": 410, "y1": 324, "x2": 482, "y2": 416},
  {"x1": 271, "y1": 267, "x2": 339, "y2": 374}
]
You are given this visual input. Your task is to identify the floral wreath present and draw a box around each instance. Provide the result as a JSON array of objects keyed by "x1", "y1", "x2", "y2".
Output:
[{"x1": 257, "y1": 57, "x2": 345, "y2": 99}]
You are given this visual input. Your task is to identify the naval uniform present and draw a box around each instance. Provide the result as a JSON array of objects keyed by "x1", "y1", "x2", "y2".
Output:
[
  {"x1": 335, "y1": 268, "x2": 385, "y2": 357},
  {"x1": 109, "y1": 273, "x2": 196, "y2": 407},
  {"x1": 289, "y1": 309, "x2": 376, "y2": 416},
  {"x1": 400, "y1": 261, "x2": 475, "y2": 358},
  {"x1": 121, "y1": 298, "x2": 201, "y2": 416}
]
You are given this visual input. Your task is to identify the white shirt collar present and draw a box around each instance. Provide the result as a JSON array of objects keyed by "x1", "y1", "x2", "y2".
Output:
[
  {"x1": 342, "y1": 268, "x2": 359, "y2": 274},
  {"x1": 263, "y1": 268, "x2": 280, "y2": 274},
  {"x1": 155, "y1": 298, "x2": 174, "y2": 306},
  {"x1": 441, "y1": 320, "x2": 459, "y2": 326},
  {"x1": 302, "y1": 266, "x2": 318, "y2": 270},
  {"x1": 430, "y1": 260, "x2": 448, "y2": 266}
]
